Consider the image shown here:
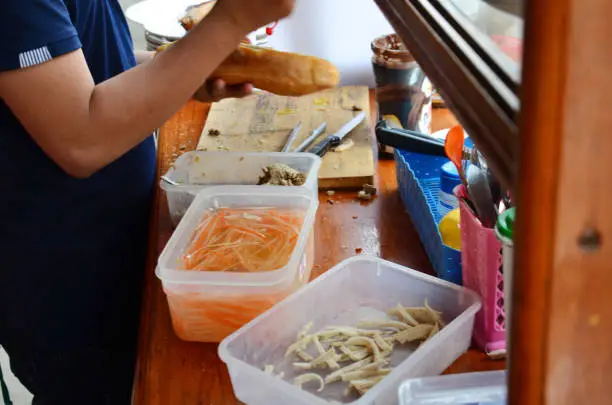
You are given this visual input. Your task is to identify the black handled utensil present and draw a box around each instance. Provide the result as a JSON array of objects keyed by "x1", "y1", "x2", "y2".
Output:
[
  {"x1": 309, "y1": 111, "x2": 367, "y2": 157},
  {"x1": 375, "y1": 119, "x2": 472, "y2": 159}
]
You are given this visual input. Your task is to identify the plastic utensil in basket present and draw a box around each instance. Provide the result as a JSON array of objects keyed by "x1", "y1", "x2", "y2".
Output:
[
  {"x1": 219, "y1": 256, "x2": 481, "y2": 405},
  {"x1": 160, "y1": 151, "x2": 321, "y2": 226},
  {"x1": 455, "y1": 185, "x2": 505, "y2": 352},
  {"x1": 399, "y1": 370, "x2": 507, "y2": 405},
  {"x1": 394, "y1": 150, "x2": 462, "y2": 284},
  {"x1": 156, "y1": 186, "x2": 319, "y2": 343}
]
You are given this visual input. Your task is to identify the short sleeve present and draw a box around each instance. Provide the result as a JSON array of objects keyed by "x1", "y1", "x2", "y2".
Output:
[{"x1": 0, "y1": 0, "x2": 82, "y2": 72}]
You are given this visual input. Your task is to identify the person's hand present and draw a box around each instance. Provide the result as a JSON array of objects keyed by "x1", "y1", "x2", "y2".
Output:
[
  {"x1": 193, "y1": 78, "x2": 253, "y2": 103},
  {"x1": 214, "y1": 0, "x2": 295, "y2": 35}
]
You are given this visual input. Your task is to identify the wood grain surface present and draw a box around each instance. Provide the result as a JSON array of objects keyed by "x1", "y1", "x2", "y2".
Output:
[{"x1": 133, "y1": 94, "x2": 505, "y2": 405}]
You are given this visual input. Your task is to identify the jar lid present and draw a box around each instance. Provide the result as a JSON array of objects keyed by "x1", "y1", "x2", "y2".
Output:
[
  {"x1": 371, "y1": 33, "x2": 415, "y2": 63},
  {"x1": 496, "y1": 207, "x2": 516, "y2": 241}
]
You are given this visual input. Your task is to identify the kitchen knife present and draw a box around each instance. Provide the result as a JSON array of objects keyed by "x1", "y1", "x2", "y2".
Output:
[{"x1": 308, "y1": 111, "x2": 367, "y2": 157}]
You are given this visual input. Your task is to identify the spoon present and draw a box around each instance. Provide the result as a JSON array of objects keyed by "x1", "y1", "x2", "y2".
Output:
[
  {"x1": 466, "y1": 148, "x2": 498, "y2": 228},
  {"x1": 444, "y1": 126, "x2": 468, "y2": 186}
]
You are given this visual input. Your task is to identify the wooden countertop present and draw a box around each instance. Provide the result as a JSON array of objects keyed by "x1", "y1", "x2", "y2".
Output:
[{"x1": 133, "y1": 95, "x2": 505, "y2": 405}]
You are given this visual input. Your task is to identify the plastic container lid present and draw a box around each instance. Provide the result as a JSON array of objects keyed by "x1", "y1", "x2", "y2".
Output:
[
  {"x1": 440, "y1": 161, "x2": 462, "y2": 194},
  {"x1": 399, "y1": 370, "x2": 507, "y2": 405},
  {"x1": 496, "y1": 207, "x2": 515, "y2": 242}
]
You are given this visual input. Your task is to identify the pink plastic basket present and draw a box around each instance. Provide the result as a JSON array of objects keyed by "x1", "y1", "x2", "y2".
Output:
[{"x1": 455, "y1": 185, "x2": 506, "y2": 352}]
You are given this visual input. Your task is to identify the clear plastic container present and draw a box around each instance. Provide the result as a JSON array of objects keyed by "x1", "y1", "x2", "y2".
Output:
[
  {"x1": 399, "y1": 370, "x2": 507, "y2": 405},
  {"x1": 160, "y1": 151, "x2": 321, "y2": 226},
  {"x1": 156, "y1": 186, "x2": 319, "y2": 342},
  {"x1": 218, "y1": 257, "x2": 482, "y2": 405}
]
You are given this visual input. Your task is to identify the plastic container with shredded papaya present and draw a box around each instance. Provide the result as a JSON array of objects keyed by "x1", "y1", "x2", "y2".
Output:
[{"x1": 156, "y1": 186, "x2": 318, "y2": 342}]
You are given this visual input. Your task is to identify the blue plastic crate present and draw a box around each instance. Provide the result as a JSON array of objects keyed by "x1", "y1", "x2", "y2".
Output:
[{"x1": 394, "y1": 149, "x2": 462, "y2": 284}]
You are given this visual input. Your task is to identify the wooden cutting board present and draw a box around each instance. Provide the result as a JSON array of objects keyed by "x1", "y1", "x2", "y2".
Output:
[{"x1": 197, "y1": 86, "x2": 375, "y2": 189}]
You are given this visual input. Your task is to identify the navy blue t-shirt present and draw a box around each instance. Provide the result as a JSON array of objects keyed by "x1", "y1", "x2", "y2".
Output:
[{"x1": 0, "y1": 1, "x2": 156, "y2": 349}]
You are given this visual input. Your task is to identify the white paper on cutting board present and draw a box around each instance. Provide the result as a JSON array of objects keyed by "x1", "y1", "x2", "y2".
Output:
[{"x1": 267, "y1": 0, "x2": 394, "y2": 87}]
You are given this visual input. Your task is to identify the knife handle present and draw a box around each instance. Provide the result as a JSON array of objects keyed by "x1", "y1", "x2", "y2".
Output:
[{"x1": 309, "y1": 135, "x2": 341, "y2": 157}]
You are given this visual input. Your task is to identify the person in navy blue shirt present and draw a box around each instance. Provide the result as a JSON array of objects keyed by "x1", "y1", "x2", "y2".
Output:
[{"x1": 0, "y1": 0, "x2": 295, "y2": 404}]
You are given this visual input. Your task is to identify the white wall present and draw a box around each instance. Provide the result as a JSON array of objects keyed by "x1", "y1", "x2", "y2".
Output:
[{"x1": 267, "y1": 0, "x2": 395, "y2": 87}]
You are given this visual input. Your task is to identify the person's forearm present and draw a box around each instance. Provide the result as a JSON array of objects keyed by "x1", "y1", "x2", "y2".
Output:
[
  {"x1": 82, "y1": 12, "x2": 243, "y2": 174},
  {"x1": 134, "y1": 50, "x2": 154, "y2": 65}
]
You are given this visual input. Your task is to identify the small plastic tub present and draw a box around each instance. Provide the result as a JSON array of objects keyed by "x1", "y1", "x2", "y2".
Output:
[
  {"x1": 218, "y1": 257, "x2": 481, "y2": 405},
  {"x1": 156, "y1": 185, "x2": 319, "y2": 343},
  {"x1": 399, "y1": 370, "x2": 507, "y2": 405},
  {"x1": 160, "y1": 151, "x2": 322, "y2": 226}
]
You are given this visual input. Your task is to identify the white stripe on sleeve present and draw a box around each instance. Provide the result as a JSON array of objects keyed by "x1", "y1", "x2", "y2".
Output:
[{"x1": 18, "y1": 46, "x2": 53, "y2": 68}]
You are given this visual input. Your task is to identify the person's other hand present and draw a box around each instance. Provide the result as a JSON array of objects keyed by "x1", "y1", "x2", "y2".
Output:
[
  {"x1": 214, "y1": 0, "x2": 295, "y2": 35},
  {"x1": 193, "y1": 78, "x2": 253, "y2": 102}
]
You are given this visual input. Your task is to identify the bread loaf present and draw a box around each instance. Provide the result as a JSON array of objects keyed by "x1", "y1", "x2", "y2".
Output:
[
  {"x1": 157, "y1": 43, "x2": 340, "y2": 96},
  {"x1": 170, "y1": 2, "x2": 340, "y2": 96},
  {"x1": 212, "y1": 45, "x2": 339, "y2": 96}
]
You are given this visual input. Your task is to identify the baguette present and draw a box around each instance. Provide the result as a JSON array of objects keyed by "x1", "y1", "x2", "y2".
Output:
[
  {"x1": 157, "y1": 43, "x2": 340, "y2": 96},
  {"x1": 212, "y1": 45, "x2": 339, "y2": 96}
]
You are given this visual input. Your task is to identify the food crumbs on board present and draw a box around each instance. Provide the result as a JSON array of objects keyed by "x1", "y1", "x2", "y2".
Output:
[
  {"x1": 327, "y1": 199, "x2": 335, "y2": 205},
  {"x1": 239, "y1": 157, "x2": 245, "y2": 162},
  {"x1": 355, "y1": 248, "x2": 363, "y2": 254},
  {"x1": 327, "y1": 190, "x2": 336, "y2": 196},
  {"x1": 208, "y1": 129, "x2": 221, "y2": 137},
  {"x1": 257, "y1": 164, "x2": 306, "y2": 186},
  {"x1": 352, "y1": 216, "x2": 358, "y2": 220},
  {"x1": 333, "y1": 139, "x2": 355, "y2": 153},
  {"x1": 357, "y1": 191, "x2": 372, "y2": 201}
]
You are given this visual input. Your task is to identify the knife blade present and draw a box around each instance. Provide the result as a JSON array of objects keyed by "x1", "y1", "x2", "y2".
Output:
[{"x1": 308, "y1": 111, "x2": 367, "y2": 157}]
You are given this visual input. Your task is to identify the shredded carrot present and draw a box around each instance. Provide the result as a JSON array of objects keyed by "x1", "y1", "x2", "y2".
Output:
[
  {"x1": 181, "y1": 208, "x2": 305, "y2": 273},
  {"x1": 165, "y1": 289, "x2": 293, "y2": 342},
  {"x1": 167, "y1": 207, "x2": 314, "y2": 342}
]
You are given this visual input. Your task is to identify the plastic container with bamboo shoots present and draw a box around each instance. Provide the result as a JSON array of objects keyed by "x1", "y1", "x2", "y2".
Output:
[
  {"x1": 157, "y1": 186, "x2": 319, "y2": 343},
  {"x1": 218, "y1": 257, "x2": 481, "y2": 405}
]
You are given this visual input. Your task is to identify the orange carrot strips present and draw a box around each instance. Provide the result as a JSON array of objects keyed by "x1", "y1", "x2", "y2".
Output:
[{"x1": 181, "y1": 208, "x2": 304, "y2": 273}]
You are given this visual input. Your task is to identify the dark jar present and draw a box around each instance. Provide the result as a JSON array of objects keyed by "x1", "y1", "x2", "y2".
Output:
[{"x1": 371, "y1": 34, "x2": 433, "y2": 134}]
